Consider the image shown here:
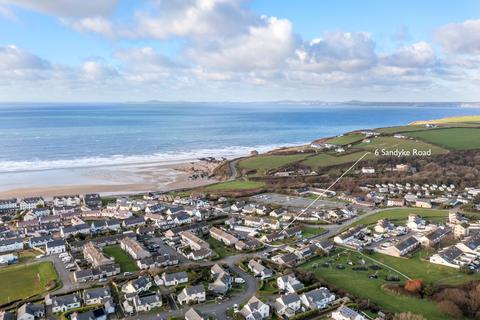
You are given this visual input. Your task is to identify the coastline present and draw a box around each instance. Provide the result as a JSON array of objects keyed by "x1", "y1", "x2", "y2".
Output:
[{"x1": 0, "y1": 159, "x2": 219, "y2": 198}]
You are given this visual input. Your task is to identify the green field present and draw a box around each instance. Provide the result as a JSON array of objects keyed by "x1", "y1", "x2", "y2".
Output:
[
  {"x1": 238, "y1": 154, "x2": 309, "y2": 175},
  {"x1": 301, "y1": 248, "x2": 480, "y2": 319},
  {"x1": 405, "y1": 127, "x2": 480, "y2": 150},
  {"x1": 206, "y1": 237, "x2": 237, "y2": 259},
  {"x1": 375, "y1": 125, "x2": 428, "y2": 134},
  {"x1": 0, "y1": 261, "x2": 58, "y2": 305},
  {"x1": 301, "y1": 226, "x2": 327, "y2": 238},
  {"x1": 205, "y1": 180, "x2": 265, "y2": 191},
  {"x1": 356, "y1": 136, "x2": 448, "y2": 155},
  {"x1": 349, "y1": 208, "x2": 448, "y2": 228},
  {"x1": 103, "y1": 245, "x2": 139, "y2": 272},
  {"x1": 301, "y1": 151, "x2": 374, "y2": 169},
  {"x1": 325, "y1": 133, "x2": 365, "y2": 145}
]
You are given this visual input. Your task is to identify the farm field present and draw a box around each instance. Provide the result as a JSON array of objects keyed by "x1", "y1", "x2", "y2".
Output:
[
  {"x1": 103, "y1": 245, "x2": 139, "y2": 272},
  {"x1": 205, "y1": 180, "x2": 265, "y2": 191},
  {"x1": 349, "y1": 208, "x2": 448, "y2": 228},
  {"x1": 0, "y1": 261, "x2": 58, "y2": 305},
  {"x1": 405, "y1": 127, "x2": 480, "y2": 150},
  {"x1": 375, "y1": 125, "x2": 429, "y2": 134},
  {"x1": 411, "y1": 115, "x2": 480, "y2": 124},
  {"x1": 238, "y1": 154, "x2": 309, "y2": 175},
  {"x1": 301, "y1": 151, "x2": 374, "y2": 169},
  {"x1": 356, "y1": 136, "x2": 448, "y2": 155},
  {"x1": 300, "y1": 248, "x2": 480, "y2": 319},
  {"x1": 325, "y1": 133, "x2": 365, "y2": 145}
]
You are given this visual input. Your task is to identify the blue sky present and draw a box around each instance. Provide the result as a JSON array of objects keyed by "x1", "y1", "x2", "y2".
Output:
[{"x1": 0, "y1": 0, "x2": 479, "y2": 102}]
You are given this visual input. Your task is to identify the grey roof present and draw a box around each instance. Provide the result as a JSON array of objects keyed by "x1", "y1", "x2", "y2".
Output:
[
  {"x1": 71, "y1": 308, "x2": 106, "y2": 320},
  {"x1": 46, "y1": 239, "x2": 65, "y2": 248},
  {"x1": 17, "y1": 302, "x2": 44, "y2": 317},
  {"x1": 426, "y1": 227, "x2": 450, "y2": 241},
  {"x1": 137, "y1": 293, "x2": 161, "y2": 305},
  {"x1": 278, "y1": 293, "x2": 300, "y2": 305},
  {"x1": 184, "y1": 284, "x2": 205, "y2": 295},
  {"x1": 164, "y1": 271, "x2": 188, "y2": 282},
  {"x1": 337, "y1": 305, "x2": 362, "y2": 320},
  {"x1": 395, "y1": 236, "x2": 419, "y2": 251},
  {"x1": 52, "y1": 293, "x2": 80, "y2": 306},
  {"x1": 84, "y1": 287, "x2": 111, "y2": 300},
  {"x1": 464, "y1": 233, "x2": 480, "y2": 250},
  {"x1": 185, "y1": 308, "x2": 205, "y2": 320},
  {"x1": 439, "y1": 246, "x2": 464, "y2": 263},
  {"x1": 303, "y1": 288, "x2": 334, "y2": 303}
]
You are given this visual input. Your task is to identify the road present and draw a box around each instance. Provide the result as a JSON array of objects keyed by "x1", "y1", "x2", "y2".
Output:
[
  {"x1": 39, "y1": 254, "x2": 88, "y2": 295},
  {"x1": 228, "y1": 158, "x2": 242, "y2": 181}
]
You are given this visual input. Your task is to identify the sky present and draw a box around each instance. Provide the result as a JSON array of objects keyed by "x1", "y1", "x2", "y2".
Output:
[{"x1": 0, "y1": 0, "x2": 479, "y2": 102}]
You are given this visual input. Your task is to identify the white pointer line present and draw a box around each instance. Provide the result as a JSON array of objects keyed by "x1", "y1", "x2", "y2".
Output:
[{"x1": 281, "y1": 151, "x2": 371, "y2": 232}]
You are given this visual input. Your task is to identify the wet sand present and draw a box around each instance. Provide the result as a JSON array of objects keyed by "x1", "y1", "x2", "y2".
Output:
[{"x1": 0, "y1": 160, "x2": 220, "y2": 198}]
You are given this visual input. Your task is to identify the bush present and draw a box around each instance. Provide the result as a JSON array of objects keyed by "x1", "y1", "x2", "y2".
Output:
[
  {"x1": 437, "y1": 300, "x2": 462, "y2": 319},
  {"x1": 404, "y1": 279, "x2": 423, "y2": 293}
]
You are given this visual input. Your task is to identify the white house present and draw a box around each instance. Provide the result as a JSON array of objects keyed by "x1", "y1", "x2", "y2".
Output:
[
  {"x1": 46, "y1": 294, "x2": 81, "y2": 313},
  {"x1": 45, "y1": 240, "x2": 66, "y2": 255},
  {"x1": 274, "y1": 293, "x2": 302, "y2": 318},
  {"x1": 300, "y1": 288, "x2": 335, "y2": 310},
  {"x1": 240, "y1": 296, "x2": 270, "y2": 320},
  {"x1": 331, "y1": 305, "x2": 366, "y2": 320},
  {"x1": 277, "y1": 274, "x2": 304, "y2": 293},
  {"x1": 177, "y1": 285, "x2": 206, "y2": 305}
]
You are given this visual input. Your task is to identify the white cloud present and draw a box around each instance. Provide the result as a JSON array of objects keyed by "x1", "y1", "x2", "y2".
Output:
[
  {"x1": 0, "y1": 0, "x2": 118, "y2": 17},
  {"x1": 292, "y1": 31, "x2": 377, "y2": 73},
  {"x1": 435, "y1": 19, "x2": 480, "y2": 55},
  {"x1": 130, "y1": 0, "x2": 253, "y2": 39},
  {"x1": 61, "y1": 16, "x2": 114, "y2": 37},
  {"x1": 382, "y1": 42, "x2": 436, "y2": 68},
  {"x1": 186, "y1": 16, "x2": 297, "y2": 71},
  {"x1": 81, "y1": 58, "x2": 118, "y2": 81},
  {"x1": 0, "y1": 45, "x2": 49, "y2": 70}
]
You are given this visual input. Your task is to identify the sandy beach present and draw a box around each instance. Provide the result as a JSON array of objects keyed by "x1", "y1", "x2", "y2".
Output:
[{"x1": 0, "y1": 159, "x2": 220, "y2": 198}]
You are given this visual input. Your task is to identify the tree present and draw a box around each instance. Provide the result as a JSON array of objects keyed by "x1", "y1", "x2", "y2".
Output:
[{"x1": 404, "y1": 279, "x2": 423, "y2": 293}]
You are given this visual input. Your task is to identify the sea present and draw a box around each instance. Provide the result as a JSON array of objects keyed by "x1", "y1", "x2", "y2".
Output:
[{"x1": 0, "y1": 102, "x2": 479, "y2": 173}]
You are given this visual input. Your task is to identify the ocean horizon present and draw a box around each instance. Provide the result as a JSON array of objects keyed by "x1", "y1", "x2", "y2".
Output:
[{"x1": 0, "y1": 102, "x2": 479, "y2": 173}]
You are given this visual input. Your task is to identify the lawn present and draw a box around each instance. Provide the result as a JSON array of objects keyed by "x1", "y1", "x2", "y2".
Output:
[
  {"x1": 300, "y1": 248, "x2": 479, "y2": 319},
  {"x1": 349, "y1": 208, "x2": 448, "y2": 228},
  {"x1": 301, "y1": 226, "x2": 327, "y2": 238},
  {"x1": 103, "y1": 245, "x2": 139, "y2": 272},
  {"x1": 205, "y1": 180, "x2": 265, "y2": 191},
  {"x1": 356, "y1": 136, "x2": 448, "y2": 155},
  {"x1": 405, "y1": 127, "x2": 480, "y2": 150},
  {"x1": 238, "y1": 154, "x2": 309, "y2": 175},
  {"x1": 0, "y1": 261, "x2": 58, "y2": 305},
  {"x1": 412, "y1": 115, "x2": 480, "y2": 124},
  {"x1": 206, "y1": 236, "x2": 237, "y2": 259},
  {"x1": 301, "y1": 151, "x2": 374, "y2": 169},
  {"x1": 325, "y1": 133, "x2": 365, "y2": 145}
]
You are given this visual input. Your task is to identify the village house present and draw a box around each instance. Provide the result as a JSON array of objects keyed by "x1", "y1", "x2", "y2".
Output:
[
  {"x1": 384, "y1": 236, "x2": 420, "y2": 257},
  {"x1": 300, "y1": 287, "x2": 335, "y2": 310},
  {"x1": 83, "y1": 242, "x2": 113, "y2": 267},
  {"x1": 248, "y1": 259, "x2": 273, "y2": 279},
  {"x1": 185, "y1": 308, "x2": 206, "y2": 320},
  {"x1": 415, "y1": 199, "x2": 433, "y2": 209},
  {"x1": 333, "y1": 226, "x2": 364, "y2": 246},
  {"x1": 235, "y1": 238, "x2": 262, "y2": 251},
  {"x1": 137, "y1": 254, "x2": 178, "y2": 270},
  {"x1": 19, "y1": 197, "x2": 44, "y2": 210},
  {"x1": 240, "y1": 296, "x2": 270, "y2": 320},
  {"x1": 122, "y1": 276, "x2": 152, "y2": 294},
  {"x1": 70, "y1": 308, "x2": 107, "y2": 320},
  {"x1": 122, "y1": 216, "x2": 145, "y2": 229},
  {"x1": 83, "y1": 193, "x2": 102, "y2": 209},
  {"x1": 45, "y1": 239, "x2": 66, "y2": 255},
  {"x1": 83, "y1": 287, "x2": 112, "y2": 306},
  {"x1": 29, "y1": 235, "x2": 54, "y2": 248},
  {"x1": 374, "y1": 219, "x2": 394, "y2": 234},
  {"x1": 91, "y1": 220, "x2": 121, "y2": 233},
  {"x1": 46, "y1": 293, "x2": 81, "y2": 313},
  {"x1": 429, "y1": 245, "x2": 479, "y2": 269},
  {"x1": 0, "y1": 198, "x2": 17, "y2": 211},
  {"x1": 244, "y1": 216, "x2": 280, "y2": 230},
  {"x1": 386, "y1": 198, "x2": 405, "y2": 207},
  {"x1": 209, "y1": 226, "x2": 238, "y2": 246},
  {"x1": 332, "y1": 305, "x2": 366, "y2": 320},
  {"x1": 133, "y1": 293, "x2": 162, "y2": 312},
  {"x1": 361, "y1": 167, "x2": 375, "y2": 174},
  {"x1": 17, "y1": 302, "x2": 45, "y2": 320},
  {"x1": 277, "y1": 274, "x2": 304, "y2": 293},
  {"x1": 120, "y1": 237, "x2": 151, "y2": 260},
  {"x1": 156, "y1": 271, "x2": 188, "y2": 287},
  {"x1": 60, "y1": 223, "x2": 91, "y2": 238},
  {"x1": 208, "y1": 264, "x2": 232, "y2": 295},
  {"x1": 177, "y1": 285, "x2": 206, "y2": 305},
  {"x1": 53, "y1": 195, "x2": 81, "y2": 207},
  {"x1": 419, "y1": 227, "x2": 451, "y2": 247},
  {"x1": 274, "y1": 293, "x2": 302, "y2": 318}
]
